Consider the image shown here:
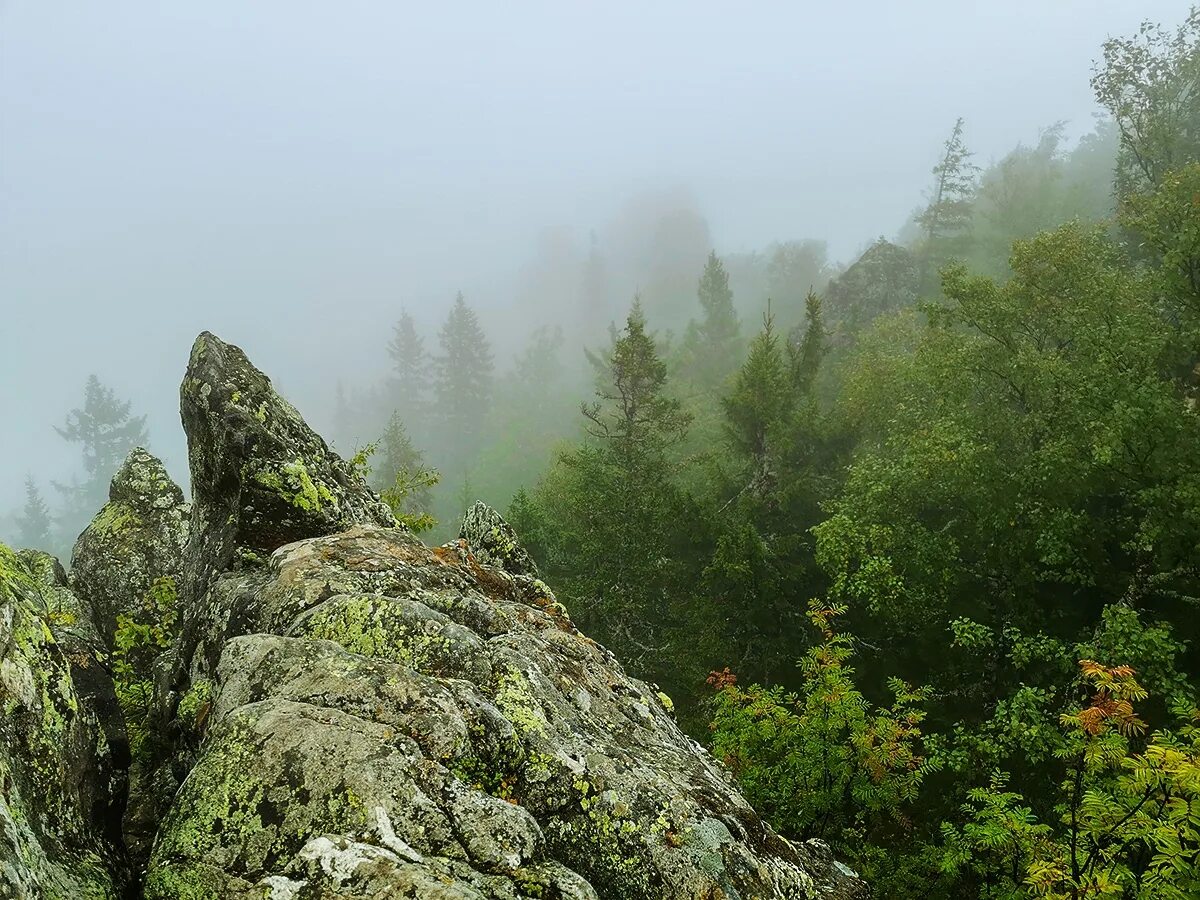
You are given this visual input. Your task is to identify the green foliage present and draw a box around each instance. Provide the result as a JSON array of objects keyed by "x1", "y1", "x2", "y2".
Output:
[
  {"x1": 1091, "y1": 9, "x2": 1200, "y2": 197},
  {"x1": 941, "y1": 663, "x2": 1200, "y2": 899},
  {"x1": 353, "y1": 416, "x2": 440, "y2": 533},
  {"x1": 708, "y1": 602, "x2": 937, "y2": 877},
  {"x1": 14, "y1": 476, "x2": 51, "y2": 551},
  {"x1": 530, "y1": 301, "x2": 693, "y2": 688},
  {"x1": 112, "y1": 575, "x2": 178, "y2": 760}
]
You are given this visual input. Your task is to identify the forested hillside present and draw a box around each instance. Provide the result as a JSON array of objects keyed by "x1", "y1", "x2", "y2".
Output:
[{"x1": 5, "y1": 8, "x2": 1200, "y2": 899}]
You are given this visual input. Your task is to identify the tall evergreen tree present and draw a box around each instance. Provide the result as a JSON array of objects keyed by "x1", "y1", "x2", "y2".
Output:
[
  {"x1": 722, "y1": 310, "x2": 791, "y2": 481},
  {"x1": 370, "y1": 412, "x2": 438, "y2": 533},
  {"x1": 53, "y1": 375, "x2": 148, "y2": 535},
  {"x1": 386, "y1": 309, "x2": 430, "y2": 435},
  {"x1": 538, "y1": 300, "x2": 692, "y2": 682},
  {"x1": 15, "y1": 476, "x2": 52, "y2": 551},
  {"x1": 433, "y1": 293, "x2": 495, "y2": 468},
  {"x1": 686, "y1": 251, "x2": 741, "y2": 387},
  {"x1": 789, "y1": 290, "x2": 828, "y2": 394},
  {"x1": 916, "y1": 117, "x2": 978, "y2": 293}
]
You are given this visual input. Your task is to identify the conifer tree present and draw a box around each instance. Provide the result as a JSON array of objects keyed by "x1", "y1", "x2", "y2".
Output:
[
  {"x1": 723, "y1": 310, "x2": 791, "y2": 479},
  {"x1": 916, "y1": 118, "x2": 978, "y2": 293},
  {"x1": 53, "y1": 375, "x2": 148, "y2": 534},
  {"x1": 15, "y1": 476, "x2": 52, "y2": 551},
  {"x1": 370, "y1": 412, "x2": 438, "y2": 533},
  {"x1": 789, "y1": 290, "x2": 827, "y2": 394},
  {"x1": 433, "y1": 292, "x2": 494, "y2": 467},
  {"x1": 691, "y1": 251, "x2": 741, "y2": 386},
  {"x1": 386, "y1": 309, "x2": 430, "y2": 433},
  {"x1": 545, "y1": 300, "x2": 691, "y2": 677}
]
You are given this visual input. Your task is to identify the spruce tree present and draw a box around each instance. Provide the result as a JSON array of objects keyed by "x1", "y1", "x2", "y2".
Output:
[
  {"x1": 433, "y1": 293, "x2": 495, "y2": 468},
  {"x1": 386, "y1": 309, "x2": 430, "y2": 434},
  {"x1": 53, "y1": 375, "x2": 148, "y2": 535},
  {"x1": 370, "y1": 412, "x2": 438, "y2": 533},
  {"x1": 789, "y1": 289, "x2": 827, "y2": 394},
  {"x1": 546, "y1": 300, "x2": 692, "y2": 679},
  {"x1": 916, "y1": 118, "x2": 978, "y2": 293},
  {"x1": 722, "y1": 310, "x2": 791, "y2": 478},
  {"x1": 692, "y1": 251, "x2": 741, "y2": 385},
  {"x1": 15, "y1": 476, "x2": 52, "y2": 551}
]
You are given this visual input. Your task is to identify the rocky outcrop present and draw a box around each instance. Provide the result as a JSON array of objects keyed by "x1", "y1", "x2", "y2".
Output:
[
  {"x1": 69, "y1": 448, "x2": 190, "y2": 869},
  {"x1": 70, "y1": 447, "x2": 190, "y2": 650},
  {"x1": 460, "y1": 501, "x2": 540, "y2": 577},
  {"x1": 144, "y1": 332, "x2": 866, "y2": 899},
  {"x1": 0, "y1": 544, "x2": 128, "y2": 899},
  {"x1": 2, "y1": 330, "x2": 868, "y2": 899}
]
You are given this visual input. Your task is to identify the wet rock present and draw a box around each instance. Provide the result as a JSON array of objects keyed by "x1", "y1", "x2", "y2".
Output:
[
  {"x1": 460, "y1": 501, "x2": 539, "y2": 577},
  {"x1": 0, "y1": 543, "x2": 128, "y2": 898},
  {"x1": 152, "y1": 523, "x2": 866, "y2": 898},
  {"x1": 69, "y1": 446, "x2": 189, "y2": 650}
]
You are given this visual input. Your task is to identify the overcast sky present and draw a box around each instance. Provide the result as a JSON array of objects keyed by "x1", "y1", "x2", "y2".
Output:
[{"x1": 0, "y1": 1, "x2": 1192, "y2": 513}]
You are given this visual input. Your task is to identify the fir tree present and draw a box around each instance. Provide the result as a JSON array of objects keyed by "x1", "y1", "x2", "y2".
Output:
[
  {"x1": 789, "y1": 290, "x2": 827, "y2": 394},
  {"x1": 691, "y1": 251, "x2": 741, "y2": 385},
  {"x1": 543, "y1": 300, "x2": 692, "y2": 679},
  {"x1": 916, "y1": 117, "x2": 978, "y2": 293},
  {"x1": 15, "y1": 476, "x2": 52, "y2": 551},
  {"x1": 53, "y1": 375, "x2": 148, "y2": 535},
  {"x1": 722, "y1": 309, "x2": 791, "y2": 478},
  {"x1": 386, "y1": 309, "x2": 430, "y2": 434},
  {"x1": 370, "y1": 412, "x2": 435, "y2": 521},
  {"x1": 369, "y1": 412, "x2": 439, "y2": 533},
  {"x1": 433, "y1": 292, "x2": 495, "y2": 468}
]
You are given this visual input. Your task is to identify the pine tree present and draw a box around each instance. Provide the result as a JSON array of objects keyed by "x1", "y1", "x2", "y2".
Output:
[
  {"x1": 722, "y1": 310, "x2": 791, "y2": 478},
  {"x1": 545, "y1": 300, "x2": 692, "y2": 677},
  {"x1": 53, "y1": 375, "x2": 148, "y2": 535},
  {"x1": 916, "y1": 118, "x2": 978, "y2": 294},
  {"x1": 15, "y1": 476, "x2": 52, "y2": 550},
  {"x1": 433, "y1": 293, "x2": 495, "y2": 468},
  {"x1": 789, "y1": 290, "x2": 827, "y2": 394},
  {"x1": 386, "y1": 309, "x2": 430, "y2": 435},
  {"x1": 687, "y1": 251, "x2": 742, "y2": 387}
]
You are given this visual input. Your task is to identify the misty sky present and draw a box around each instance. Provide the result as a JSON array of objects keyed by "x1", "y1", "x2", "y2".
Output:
[{"x1": 0, "y1": 1, "x2": 1192, "y2": 513}]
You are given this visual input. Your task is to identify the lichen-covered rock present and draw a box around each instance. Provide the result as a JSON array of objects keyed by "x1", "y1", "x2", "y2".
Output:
[
  {"x1": 153, "y1": 523, "x2": 866, "y2": 899},
  {"x1": 178, "y1": 332, "x2": 396, "y2": 615},
  {"x1": 0, "y1": 543, "x2": 127, "y2": 899},
  {"x1": 70, "y1": 446, "x2": 190, "y2": 648},
  {"x1": 143, "y1": 332, "x2": 867, "y2": 899},
  {"x1": 460, "y1": 501, "x2": 539, "y2": 577},
  {"x1": 68, "y1": 447, "x2": 191, "y2": 869}
]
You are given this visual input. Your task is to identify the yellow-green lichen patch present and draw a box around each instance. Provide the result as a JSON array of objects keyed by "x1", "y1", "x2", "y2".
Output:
[
  {"x1": 493, "y1": 665, "x2": 547, "y2": 738},
  {"x1": 295, "y1": 594, "x2": 455, "y2": 673},
  {"x1": 543, "y1": 779, "x2": 655, "y2": 899},
  {"x1": 253, "y1": 459, "x2": 339, "y2": 514},
  {"x1": 89, "y1": 503, "x2": 138, "y2": 537}
]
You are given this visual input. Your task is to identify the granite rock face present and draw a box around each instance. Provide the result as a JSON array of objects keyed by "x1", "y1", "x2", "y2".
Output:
[{"x1": 0, "y1": 545, "x2": 128, "y2": 899}]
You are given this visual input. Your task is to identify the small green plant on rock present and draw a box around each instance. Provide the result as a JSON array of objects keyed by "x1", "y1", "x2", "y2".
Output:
[{"x1": 112, "y1": 575, "x2": 178, "y2": 759}]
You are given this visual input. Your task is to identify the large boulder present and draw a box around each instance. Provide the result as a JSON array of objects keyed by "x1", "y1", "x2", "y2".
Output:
[
  {"x1": 176, "y1": 332, "x2": 396, "y2": 676},
  {"x1": 146, "y1": 332, "x2": 866, "y2": 899},
  {"x1": 70, "y1": 446, "x2": 190, "y2": 649},
  {"x1": 0, "y1": 544, "x2": 128, "y2": 898},
  {"x1": 69, "y1": 448, "x2": 191, "y2": 869}
]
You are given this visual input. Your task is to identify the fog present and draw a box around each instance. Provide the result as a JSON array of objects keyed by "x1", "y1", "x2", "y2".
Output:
[{"x1": 0, "y1": 0, "x2": 1188, "y2": 535}]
